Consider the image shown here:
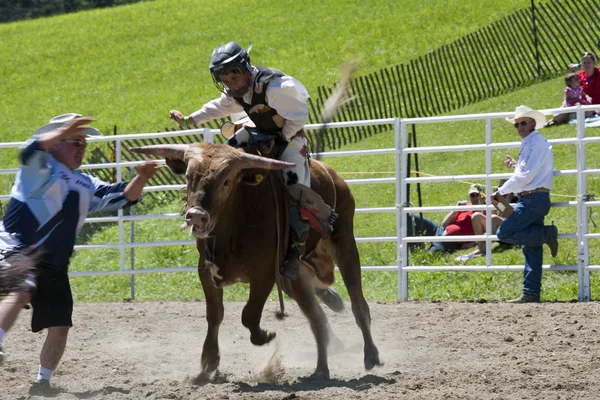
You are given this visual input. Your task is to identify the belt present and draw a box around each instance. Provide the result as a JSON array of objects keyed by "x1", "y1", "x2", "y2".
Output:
[{"x1": 518, "y1": 187, "x2": 550, "y2": 198}]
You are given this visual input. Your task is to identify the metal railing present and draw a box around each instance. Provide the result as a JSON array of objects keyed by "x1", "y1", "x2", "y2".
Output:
[
  {"x1": 1, "y1": 106, "x2": 598, "y2": 300},
  {"x1": 0, "y1": 121, "x2": 400, "y2": 295},
  {"x1": 397, "y1": 105, "x2": 599, "y2": 301}
]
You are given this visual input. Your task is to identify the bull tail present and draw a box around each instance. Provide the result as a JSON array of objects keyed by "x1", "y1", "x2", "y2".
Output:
[{"x1": 315, "y1": 59, "x2": 360, "y2": 160}]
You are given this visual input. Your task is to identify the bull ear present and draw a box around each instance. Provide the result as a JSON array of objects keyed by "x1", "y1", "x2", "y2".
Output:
[{"x1": 166, "y1": 158, "x2": 187, "y2": 175}]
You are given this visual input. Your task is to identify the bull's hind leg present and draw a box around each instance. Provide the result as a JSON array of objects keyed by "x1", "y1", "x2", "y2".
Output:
[
  {"x1": 329, "y1": 235, "x2": 383, "y2": 370},
  {"x1": 291, "y1": 270, "x2": 331, "y2": 379},
  {"x1": 242, "y1": 274, "x2": 276, "y2": 346},
  {"x1": 198, "y1": 265, "x2": 224, "y2": 375}
]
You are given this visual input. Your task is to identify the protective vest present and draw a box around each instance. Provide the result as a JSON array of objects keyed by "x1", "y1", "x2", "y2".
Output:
[{"x1": 233, "y1": 67, "x2": 285, "y2": 136}]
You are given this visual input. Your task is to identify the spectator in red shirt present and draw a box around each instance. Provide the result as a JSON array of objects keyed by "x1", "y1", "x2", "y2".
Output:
[
  {"x1": 569, "y1": 51, "x2": 600, "y2": 106},
  {"x1": 406, "y1": 184, "x2": 484, "y2": 254}
]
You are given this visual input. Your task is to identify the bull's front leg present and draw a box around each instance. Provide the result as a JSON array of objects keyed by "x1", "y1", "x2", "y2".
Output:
[
  {"x1": 242, "y1": 270, "x2": 276, "y2": 346},
  {"x1": 292, "y1": 270, "x2": 331, "y2": 380},
  {"x1": 198, "y1": 254, "x2": 224, "y2": 376}
]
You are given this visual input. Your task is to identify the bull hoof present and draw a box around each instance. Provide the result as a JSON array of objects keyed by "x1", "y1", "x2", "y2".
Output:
[
  {"x1": 201, "y1": 357, "x2": 220, "y2": 376},
  {"x1": 250, "y1": 329, "x2": 276, "y2": 346},
  {"x1": 364, "y1": 352, "x2": 384, "y2": 370},
  {"x1": 308, "y1": 369, "x2": 330, "y2": 380},
  {"x1": 192, "y1": 370, "x2": 229, "y2": 385},
  {"x1": 192, "y1": 371, "x2": 214, "y2": 386},
  {"x1": 315, "y1": 288, "x2": 344, "y2": 313}
]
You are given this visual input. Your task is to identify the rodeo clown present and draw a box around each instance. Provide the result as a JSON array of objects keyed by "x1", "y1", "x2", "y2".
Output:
[
  {"x1": 170, "y1": 41, "x2": 336, "y2": 281},
  {"x1": 0, "y1": 114, "x2": 160, "y2": 395}
]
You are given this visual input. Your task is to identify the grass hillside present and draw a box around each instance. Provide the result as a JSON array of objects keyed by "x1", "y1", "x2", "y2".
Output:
[
  {"x1": 2, "y1": 0, "x2": 597, "y2": 302},
  {"x1": 1, "y1": 0, "x2": 531, "y2": 142}
]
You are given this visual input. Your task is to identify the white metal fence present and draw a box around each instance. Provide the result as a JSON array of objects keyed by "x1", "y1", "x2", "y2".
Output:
[
  {"x1": 1, "y1": 106, "x2": 598, "y2": 301},
  {"x1": 397, "y1": 105, "x2": 600, "y2": 302}
]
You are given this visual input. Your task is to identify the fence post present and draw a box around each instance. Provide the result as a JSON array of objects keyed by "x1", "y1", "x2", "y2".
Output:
[
  {"x1": 203, "y1": 127, "x2": 214, "y2": 143},
  {"x1": 485, "y1": 117, "x2": 494, "y2": 268},
  {"x1": 129, "y1": 166, "x2": 136, "y2": 300},
  {"x1": 116, "y1": 138, "x2": 126, "y2": 281},
  {"x1": 397, "y1": 117, "x2": 408, "y2": 301},
  {"x1": 576, "y1": 106, "x2": 590, "y2": 301}
]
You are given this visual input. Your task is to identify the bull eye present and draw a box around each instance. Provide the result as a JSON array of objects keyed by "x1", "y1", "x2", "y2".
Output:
[{"x1": 223, "y1": 179, "x2": 231, "y2": 188}]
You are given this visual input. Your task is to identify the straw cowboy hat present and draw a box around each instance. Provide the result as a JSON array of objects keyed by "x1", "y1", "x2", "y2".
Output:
[
  {"x1": 33, "y1": 113, "x2": 103, "y2": 138},
  {"x1": 505, "y1": 105, "x2": 547, "y2": 129}
]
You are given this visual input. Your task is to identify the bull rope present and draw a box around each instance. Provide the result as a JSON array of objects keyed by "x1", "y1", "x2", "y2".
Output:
[{"x1": 268, "y1": 174, "x2": 287, "y2": 320}]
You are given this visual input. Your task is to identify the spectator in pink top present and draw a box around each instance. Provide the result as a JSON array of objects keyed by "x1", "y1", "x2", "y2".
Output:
[
  {"x1": 545, "y1": 73, "x2": 594, "y2": 127},
  {"x1": 562, "y1": 73, "x2": 592, "y2": 107},
  {"x1": 569, "y1": 51, "x2": 600, "y2": 105}
]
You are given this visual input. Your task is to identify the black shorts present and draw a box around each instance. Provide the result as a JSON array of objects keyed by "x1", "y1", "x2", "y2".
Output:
[{"x1": 30, "y1": 267, "x2": 73, "y2": 333}]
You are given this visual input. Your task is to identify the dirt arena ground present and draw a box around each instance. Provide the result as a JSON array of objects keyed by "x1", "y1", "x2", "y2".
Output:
[{"x1": 2, "y1": 300, "x2": 600, "y2": 399}]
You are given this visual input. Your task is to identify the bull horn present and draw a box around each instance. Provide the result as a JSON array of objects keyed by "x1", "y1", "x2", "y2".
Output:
[
  {"x1": 130, "y1": 144, "x2": 189, "y2": 160},
  {"x1": 238, "y1": 152, "x2": 295, "y2": 171}
]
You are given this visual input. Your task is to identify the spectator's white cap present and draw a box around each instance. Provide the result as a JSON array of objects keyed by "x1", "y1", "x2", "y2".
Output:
[
  {"x1": 33, "y1": 113, "x2": 103, "y2": 138},
  {"x1": 468, "y1": 184, "x2": 483, "y2": 195},
  {"x1": 505, "y1": 105, "x2": 546, "y2": 129}
]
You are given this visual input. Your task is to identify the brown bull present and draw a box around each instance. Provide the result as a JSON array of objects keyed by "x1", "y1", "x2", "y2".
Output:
[{"x1": 132, "y1": 142, "x2": 382, "y2": 379}]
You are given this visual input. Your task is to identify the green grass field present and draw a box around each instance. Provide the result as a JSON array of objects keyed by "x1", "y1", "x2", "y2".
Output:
[
  {"x1": 2, "y1": 0, "x2": 598, "y2": 303},
  {"x1": 1, "y1": 0, "x2": 532, "y2": 142}
]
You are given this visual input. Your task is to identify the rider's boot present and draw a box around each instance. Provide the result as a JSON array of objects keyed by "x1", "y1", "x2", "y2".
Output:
[
  {"x1": 281, "y1": 226, "x2": 309, "y2": 281},
  {"x1": 287, "y1": 184, "x2": 337, "y2": 238}
]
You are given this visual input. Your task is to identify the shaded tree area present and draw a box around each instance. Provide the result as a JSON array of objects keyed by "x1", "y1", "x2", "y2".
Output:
[{"x1": 0, "y1": 0, "x2": 151, "y2": 23}]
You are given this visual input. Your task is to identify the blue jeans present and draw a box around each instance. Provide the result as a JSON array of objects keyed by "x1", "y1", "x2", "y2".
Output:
[
  {"x1": 496, "y1": 192, "x2": 551, "y2": 298},
  {"x1": 406, "y1": 214, "x2": 460, "y2": 254}
]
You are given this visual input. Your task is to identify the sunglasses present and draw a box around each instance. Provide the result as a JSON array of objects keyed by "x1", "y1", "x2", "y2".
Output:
[
  {"x1": 63, "y1": 139, "x2": 87, "y2": 148},
  {"x1": 513, "y1": 120, "x2": 529, "y2": 128},
  {"x1": 582, "y1": 52, "x2": 596, "y2": 62},
  {"x1": 469, "y1": 193, "x2": 480, "y2": 198}
]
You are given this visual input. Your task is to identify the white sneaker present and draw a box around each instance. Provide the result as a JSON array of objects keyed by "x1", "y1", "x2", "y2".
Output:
[{"x1": 455, "y1": 253, "x2": 475, "y2": 263}]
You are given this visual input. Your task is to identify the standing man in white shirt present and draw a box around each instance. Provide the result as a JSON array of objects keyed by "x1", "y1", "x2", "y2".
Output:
[
  {"x1": 169, "y1": 41, "x2": 312, "y2": 281},
  {"x1": 0, "y1": 114, "x2": 160, "y2": 395},
  {"x1": 494, "y1": 105, "x2": 559, "y2": 303}
]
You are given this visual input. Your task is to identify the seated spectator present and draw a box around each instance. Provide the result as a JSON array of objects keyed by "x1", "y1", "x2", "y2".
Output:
[
  {"x1": 545, "y1": 73, "x2": 595, "y2": 127},
  {"x1": 568, "y1": 51, "x2": 600, "y2": 106},
  {"x1": 406, "y1": 184, "x2": 484, "y2": 254},
  {"x1": 456, "y1": 181, "x2": 517, "y2": 262}
]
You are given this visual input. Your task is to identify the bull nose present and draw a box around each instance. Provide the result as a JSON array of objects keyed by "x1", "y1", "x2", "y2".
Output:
[{"x1": 185, "y1": 207, "x2": 210, "y2": 226}]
